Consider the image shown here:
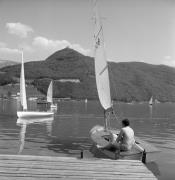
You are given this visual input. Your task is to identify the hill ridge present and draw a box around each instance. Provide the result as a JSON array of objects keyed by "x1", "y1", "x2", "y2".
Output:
[{"x1": 1, "y1": 48, "x2": 175, "y2": 102}]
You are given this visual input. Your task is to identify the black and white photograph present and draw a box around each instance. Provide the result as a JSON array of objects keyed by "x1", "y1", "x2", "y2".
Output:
[{"x1": 0, "y1": 0, "x2": 175, "y2": 179}]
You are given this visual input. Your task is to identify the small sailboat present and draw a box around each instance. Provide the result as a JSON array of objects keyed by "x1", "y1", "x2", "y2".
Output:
[
  {"x1": 17, "y1": 51, "x2": 54, "y2": 118},
  {"x1": 89, "y1": 1, "x2": 149, "y2": 161},
  {"x1": 47, "y1": 80, "x2": 57, "y2": 109},
  {"x1": 149, "y1": 96, "x2": 153, "y2": 106},
  {"x1": 155, "y1": 99, "x2": 160, "y2": 104}
]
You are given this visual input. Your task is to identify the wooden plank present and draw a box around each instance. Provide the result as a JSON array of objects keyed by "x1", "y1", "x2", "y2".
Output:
[
  {"x1": 0, "y1": 154, "x2": 157, "y2": 180},
  {"x1": 0, "y1": 163, "x2": 147, "y2": 172},
  {"x1": 0, "y1": 163, "x2": 149, "y2": 172},
  {"x1": 0, "y1": 175, "x2": 155, "y2": 180},
  {"x1": 0, "y1": 154, "x2": 142, "y2": 163},
  {"x1": 0, "y1": 154, "x2": 137, "y2": 162},
  {"x1": 0, "y1": 161, "x2": 145, "y2": 169},
  {"x1": 0, "y1": 158, "x2": 144, "y2": 166},
  {"x1": 0, "y1": 174, "x2": 156, "y2": 179},
  {"x1": 0, "y1": 167, "x2": 156, "y2": 176}
]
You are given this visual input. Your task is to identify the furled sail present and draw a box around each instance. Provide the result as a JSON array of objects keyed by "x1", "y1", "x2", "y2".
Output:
[
  {"x1": 47, "y1": 81, "x2": 53, "y2": 103},
  {"x1": 20, "y1": 51, "x2": 27, "y2": 110},
  {"x1": 93, "y1": 2, "x2": 112, "y2": 110}
]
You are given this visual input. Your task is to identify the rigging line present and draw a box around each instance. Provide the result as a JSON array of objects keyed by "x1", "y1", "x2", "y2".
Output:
[
  {"x1": 108, "y1": 63, "x2": 124, "y2": 121},
  {"x1": 94, "y1": 25, "x2": 103, "y2": 41},
  {"x1": 108, "y1": 63, "x2": 118, "y2": 100},
  {"x1": 113, "y1": 109, "x2": 120, "y2": 122}
]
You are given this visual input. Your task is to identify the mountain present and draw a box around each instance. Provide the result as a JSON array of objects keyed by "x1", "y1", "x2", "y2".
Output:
[
  {"x1": 0, "y1": 60, "x2": 18, "y2": 68},
  {"x1": 1, "y1": 47, "x2": 175, "y2": 102}
]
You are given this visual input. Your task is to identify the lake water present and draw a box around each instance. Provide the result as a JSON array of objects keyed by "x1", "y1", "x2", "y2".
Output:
[{"x1": 0, "y1": 99, "x2": 175, "y2": 180}]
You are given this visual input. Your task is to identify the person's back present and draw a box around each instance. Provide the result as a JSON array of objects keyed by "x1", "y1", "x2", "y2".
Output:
[
  {"x1": 120, "y1": 126, "x2": 135, "y2": 150},
  {"x1": 101, "y1": 118, "x2": 135, "y2": 151}
]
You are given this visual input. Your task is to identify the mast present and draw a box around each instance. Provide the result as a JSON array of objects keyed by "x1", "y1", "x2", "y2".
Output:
[
  {"x1": 93, "y1": 1, "x2": 112, "y2": 129},
  {"x1": 20, "y1": 51, "x2": 27, "y2": 111}
]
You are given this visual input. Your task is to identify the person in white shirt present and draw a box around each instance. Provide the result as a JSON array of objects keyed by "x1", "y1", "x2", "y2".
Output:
[{"x1": 103, "y1": 118, "x2": 135, "y2": 151}]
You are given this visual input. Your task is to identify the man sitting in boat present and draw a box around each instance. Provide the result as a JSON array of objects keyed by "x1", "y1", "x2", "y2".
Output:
[{"x1": 104, "y1": 118, "x2": 135, "y2": 151}]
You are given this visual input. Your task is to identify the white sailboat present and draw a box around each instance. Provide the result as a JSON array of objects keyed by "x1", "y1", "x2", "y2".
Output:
[
  {"x1": 89, "y1": 1, "x2": 148, "y2": 160},
  {"x1": 47, "y1": 80, "x2": 57, "y2": 109},
  {"x1": 149, "y1": 96, "x2": 153, "y2": 106},
  {"x1": 17, "y1": 51, "x2": 54, "y2": 118},
  {"x1": 155, "y1": 99, "x2": 160, "y2": 104},
  {"x1": 90, "y1": 0, "x2": 112, "y2": 138}
]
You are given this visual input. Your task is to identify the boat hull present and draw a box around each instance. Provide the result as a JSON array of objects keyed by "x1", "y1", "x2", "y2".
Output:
[
  {"x1": 17, "y1": 111, "x2": 54, "y2": 118},
  {"x1": 90, "y1": 125, "x2": 144, "y2": 160},
  {"x1": 50, "y1": 104, "x2": 57, "y2": 109},
  {"x1": 36, "y1": 100, "x2": 48, "y2": 104},
  {"x1": 89, "y1": 125, "x2": 159, "y2": 161},
  {"x1": 90, "y1": 143, "x2": 143, "y2": 160}
]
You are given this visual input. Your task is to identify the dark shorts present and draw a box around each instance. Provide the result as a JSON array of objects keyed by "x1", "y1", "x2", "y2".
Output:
[{"x1": 105, "y1": 143, "x2": 131, "y2": 152}]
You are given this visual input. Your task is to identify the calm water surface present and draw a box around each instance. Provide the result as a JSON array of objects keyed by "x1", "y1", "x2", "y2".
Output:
[{"x1": 0, "y1": 99, "x2": 175, "y2": 180}]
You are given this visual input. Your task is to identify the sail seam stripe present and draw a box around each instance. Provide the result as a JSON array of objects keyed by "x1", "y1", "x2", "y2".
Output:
[
  {"x1": 99, "y1": 65, "x2": 108, "y2": 76},
  {"x1": 95, "y1": 26, "x2": 102, "y2": 42}
]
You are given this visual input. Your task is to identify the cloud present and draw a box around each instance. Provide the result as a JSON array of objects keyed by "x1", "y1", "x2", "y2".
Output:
[
  {"x1": 33, "y1": 36, "x2": 70, "y2": 49},
  {"x1": 0, "y1": 47, "x2": 21, "y2": 61},
  {"x1": 32, "y1": 36, "x2": 90, "y2": 56},
  {"x1": 0, "y1": 47, "x2": 20, "y2": 54},
  {"x1": 164, "y1": 56, "x2": 171, "y2": 60},
  {"x1": 70, "y1": 43, "x2": 91, "y2": 56},
  {"x1": 0, "y1": 42, "x2": 6, "y2": 48},
  {"x1": 6, "y1": 22, "x2": 33, "y2": 38},
  {"x1": 0, "y1": 36, "x2": 91, "y2": 61},
  {"x1": 162, "y1": 56, "x2": 175, "y2": 67},
  {"x1": 18, "y1": 43, "x2": 34, "y2": 53}
]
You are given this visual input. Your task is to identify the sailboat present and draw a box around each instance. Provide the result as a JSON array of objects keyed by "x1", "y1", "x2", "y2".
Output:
[
  {"x1": 155, "y1": 99, "x2": 160, "y2": 104},
  {"x1": 17, "y1": 51, "x2": 54, "y2": 118},
  {"x1": 149, "y1": 96, "x2": 153, "y2": 106},
  {"x1": 89, "y1": 1, "x2": 150, "y2": 161},
  {"x1": 47, "y1": 80, "x2": 57, "y2": 109}
]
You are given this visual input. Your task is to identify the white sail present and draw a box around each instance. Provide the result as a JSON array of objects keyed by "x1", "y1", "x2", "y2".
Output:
[
  {"x1": 20, "y1": 51, "x2": 27, "y2": 110},
  {"x1": 93, "y1": 2, "x2": 111, "y2": 110},
  {"x1": 47, "y1": 81, "x2": 53, "y2": 103},
  {"x1": 149, "y1": 96, "x2": 153, "y2": 105},
  {"x1": 17, "y1": 52, "x2": 54, "y2": 117}
]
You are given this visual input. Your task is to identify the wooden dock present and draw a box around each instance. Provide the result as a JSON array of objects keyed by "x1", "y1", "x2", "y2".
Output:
[{"x1": 0, "y1": 154, "x2": 157, "y2": 180}]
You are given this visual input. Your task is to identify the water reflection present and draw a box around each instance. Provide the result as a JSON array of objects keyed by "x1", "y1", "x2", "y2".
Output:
[
  {"x1": 149, "y1": 105, "x2": 153, "y2": 119},
  {"x1": 0, "y1": 99, "x2": 175, "y2": 179},
  {"x1": 16, "y1": 116, "x2": 54, "y2": 154}
]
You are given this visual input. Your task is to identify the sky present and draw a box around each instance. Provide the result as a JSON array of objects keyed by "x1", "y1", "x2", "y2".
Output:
[{"x1": 0, "y1": 0, "x2": 175, "y2": 66}]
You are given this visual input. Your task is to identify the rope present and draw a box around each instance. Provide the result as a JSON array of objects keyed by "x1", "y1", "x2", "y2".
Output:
[{"x1": 108, "y1": 63, "x2": 124, "y2": 123}]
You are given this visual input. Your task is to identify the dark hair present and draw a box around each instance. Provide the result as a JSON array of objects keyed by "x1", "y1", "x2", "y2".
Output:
[{"x1": 122, "y1": 119, "x2": 130, "y2": 127}]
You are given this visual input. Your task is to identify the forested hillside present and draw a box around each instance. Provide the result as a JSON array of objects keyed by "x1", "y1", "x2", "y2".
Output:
[{"x1": 1, "y1": 48, "x2": 175, "y2": 102}]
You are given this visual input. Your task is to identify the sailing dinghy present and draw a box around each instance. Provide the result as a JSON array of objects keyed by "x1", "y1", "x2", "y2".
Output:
[
  {"x1": 47, "y1": 80, "x2": 57, "y2": 109},
  {"x1": 89, "y1": 1, "x2": 159, "y2": 161},
  {"x1": 17, "y1": 51, "x2": 54, "y2": 118},
  {"x1": 149, "y1": 96, "x2": 153, "y2": 106}
]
